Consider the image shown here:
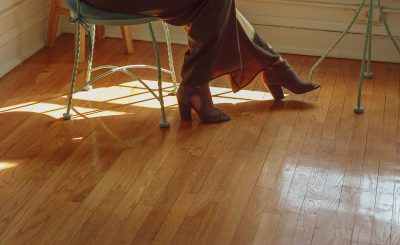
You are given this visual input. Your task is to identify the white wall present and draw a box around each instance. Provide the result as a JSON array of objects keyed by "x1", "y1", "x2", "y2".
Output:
[
  {"x1": 61, "y1": 0, "x2": 400, "y2": 63},
  {"x1": 1, "y1": 0, "x2": 399, "y2": 78},
  {"x1": 238, "y1": 0, "x2": 400, "y2": 62},
  {"x1": 0, "y1": 0, "x2": 50, "y2": 77}
]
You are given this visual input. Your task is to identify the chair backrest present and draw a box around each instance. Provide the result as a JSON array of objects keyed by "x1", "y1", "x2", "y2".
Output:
[
  {"x1": 64, "y1": 0, "x2": 158, "y2": 25},
  {"x1": 64, "y1": 0, "x2": 81, "y2": 19}
]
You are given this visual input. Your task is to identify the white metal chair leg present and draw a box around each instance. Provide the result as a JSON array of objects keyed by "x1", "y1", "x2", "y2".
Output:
[
  {"x1": 63, "y1": 23, "x2": 83, "y2": 120},
  {"x1": 149, "y1": 23, "x2": 169, "y2": 128},
  {"x1": 83, "y1": 24, "x2": 96, "y2": 91},
  {"x1": 162, "y1": 21, "x2": 178, "y2": 94}
]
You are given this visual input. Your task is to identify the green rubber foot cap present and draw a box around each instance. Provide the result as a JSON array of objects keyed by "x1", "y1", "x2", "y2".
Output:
[
  {"x1": 354, "y1": 106, "x2": 364, "y2": 114},
  {"x1": 168, "y1": 90, "x2": 177, "y2": 96},
  {"x1": 83, "y1": 85, "x2": 93, "y2": 91},
  {"x1": 63, "y1": 113, "x2": 73, "y2": 120},
  {"x1": 363, "y1": 71, "x2": 373, "y2": 79},
  {"x1": 159, "y1": 120, "x2": 170, "y2": 128},
  {"x1": 168, "y1": 87, "x2": 178, "y2": 96}
]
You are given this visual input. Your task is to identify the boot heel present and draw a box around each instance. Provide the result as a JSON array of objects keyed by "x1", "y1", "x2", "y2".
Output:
[
  {"x1": 178, "y1": 101, "x2": 192, "y2": 121},
  {"x1": 266, "y1": 84, "x2": 284, "y2": 101}
]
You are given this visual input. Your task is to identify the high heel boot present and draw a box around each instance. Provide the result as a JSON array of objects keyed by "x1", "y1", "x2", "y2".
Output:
[
  {"x1": 263, "y1": 59, "x2": 320, "y2": 101},
  {"x1": 176, "y1": 84, "x2": 231, "y2": 123}
]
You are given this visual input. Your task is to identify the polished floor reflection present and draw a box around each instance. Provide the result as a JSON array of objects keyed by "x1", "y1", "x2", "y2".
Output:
[{"x1": 0, "y1": 35, "x2": 399, "y2": 245}]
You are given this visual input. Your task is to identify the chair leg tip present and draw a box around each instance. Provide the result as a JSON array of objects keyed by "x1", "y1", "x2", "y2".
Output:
[
  {"x1": 83, "y1": 85, "x2": 93, "y2": 91},
  {"x1": 159, "y1": 120, "x2": 170, "y2": 128},
  {"x1": 63, "y1": 113, "x2": 73, "y2": 120},
  {"x1": 354, "y1": 106, "x2": 364, "y2": 114},
  {"x1": 363, "y1": 72, "x2": 373, "y2": 79}
]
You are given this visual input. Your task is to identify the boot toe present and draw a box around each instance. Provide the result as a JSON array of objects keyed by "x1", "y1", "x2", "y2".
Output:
[
  {"x1": 202, "y1": 109, "x2": 231, "y2": 124},
  {"x1": 294, "y1": 82, "x2": 320, "y2": 94},
  {"x1": 310, "y1": 83, "x2": 320, "y2": 91}
]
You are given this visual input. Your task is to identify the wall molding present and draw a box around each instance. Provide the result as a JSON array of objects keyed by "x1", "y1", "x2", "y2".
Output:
[
  {"x1": 1, "y1": 0, "x2": 399, "y2": 78},
  {"x1": 59, "y1": 0, "x2": 400, "y2": 63},
  {"x1": 61, "y1": 0, "x2": 400, "y2": 63}
]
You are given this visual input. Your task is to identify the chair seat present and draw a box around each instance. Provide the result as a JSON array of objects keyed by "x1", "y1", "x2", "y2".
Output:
[{"x1": 65, "y1": 0, "x2": 158, "y2": 25}]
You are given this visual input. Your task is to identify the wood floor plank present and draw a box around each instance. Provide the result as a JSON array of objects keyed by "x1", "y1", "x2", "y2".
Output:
[
  {"x1": 171, "y1": 81, "x2": 265, "y2": 244},
  {"x1": 3, "y1": 38, "x2": 153, "y2": 241},
  {"x1": 4, "y1": 105, "x2": 159, "y2": 244},
  {"x1": 0, "y1": 35, "x2": 399, "y2": 245},
  {"x1": 292, "y1": 58, "x2": 354, "y2": 245},
  {"x1": 327, "y1": 62, "x2": 374, "y2": 245},
  {"x1": 231, "y1": 186, "x2": 272, "y2": 245},
  {"x1": 390, "y1": 63, "x2": 400, "y2": 245},
  {"x1": 267, "y1": 57, "x2": 338, "y2": 245},
  {"x1": 351, "y1": 61, "x2": 388, "y2": 244},
  {"x1": 252, "y1": 212, "x2": 280, "y2": 245},
  {"x1": 0, "y1": 36, "x2": 181, "y2": 245},
  {"x1": 188, "y1": 146, "x2": 269, "y2": 245}
]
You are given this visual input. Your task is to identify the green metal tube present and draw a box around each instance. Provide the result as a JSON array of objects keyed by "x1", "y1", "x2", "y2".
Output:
[
  {"x1": 309, "y1": 0, "x2": 366, "y2": 81},
  {"x1": 377, "y1": 0, "x2": 400, "y2": 54},
  {"x1": 84, "y1": 24, "x2": 96, "y2": 91},
  {"x1": 90, "y1": 64, "x2": 171, "y2": 73},
  {"x1": 364, "y1": 1, "x2": 373, "y2": 79},
  {"x1": 162, "y1": 21, "x2": 178, "y2": 94},
  {"x1": 354, "y1": 0, "x2": 374, "y2": 114},
  {"x1": 63, "y1": 23, "x2": 82, "y2": 120},
  {"x1": 148, "y1": 23, "x2": 169, "y2": 128},
  {"x1": 76, "y1": 68, "x2": 161, "y2": 100}
]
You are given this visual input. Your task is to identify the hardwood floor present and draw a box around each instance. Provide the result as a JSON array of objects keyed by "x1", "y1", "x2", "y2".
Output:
[{"x1": 0, "y1": 34, "x2": 399, "y2": 245}]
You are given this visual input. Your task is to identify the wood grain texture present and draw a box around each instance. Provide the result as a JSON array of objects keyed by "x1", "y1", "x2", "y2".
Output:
[{"x1": 0, "y1": 34, "x2": 399, "y2": 245}]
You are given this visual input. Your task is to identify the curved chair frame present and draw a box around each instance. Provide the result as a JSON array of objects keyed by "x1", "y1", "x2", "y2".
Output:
[
  {"x1": 63, "y1": 0, "x2": 178, "y2": 128},
  {"x1": 308, "y1": 0, "x2": 399, "y2": 114}
]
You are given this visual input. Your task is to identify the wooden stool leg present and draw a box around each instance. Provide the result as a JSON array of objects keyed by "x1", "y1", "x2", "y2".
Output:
[
  {"x1": 96, "y1": 26, "x2": 106, "y2": 39},
  {"x1": 74, "y1": 25, "x2": 86, "y2": 63},
  {"x1": 79, "y1": 27, "x2": 86, "y2": 63},
  {"x1": 120, "y1": 26, "x2": 134, "y2": 54},
  {"x1": 46, "y1": 0, "x2": 60, "y2": 47}
]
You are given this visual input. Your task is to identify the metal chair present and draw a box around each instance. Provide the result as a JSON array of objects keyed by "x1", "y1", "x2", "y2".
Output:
[
  {"x1": 47, "y1": 0, "x2": 134, "y2": 63},
  {"x1": 63, "y1": 0, "x2": 177, "y2": 128}
]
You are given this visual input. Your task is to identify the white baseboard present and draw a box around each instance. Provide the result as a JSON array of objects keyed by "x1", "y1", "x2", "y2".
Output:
[
  {"x1": 60, "y1": 0, "x2": 400, "y2": 63},
  {"x1": 62, "y1": 20, "x2": 400, "y2": 63},
  {"x1": 2, "y1": 0, "x2": 400, "y2": 78}
]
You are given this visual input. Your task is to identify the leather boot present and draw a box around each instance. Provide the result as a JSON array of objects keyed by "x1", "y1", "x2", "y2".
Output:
[
  {"x1": 176, "y1": 84, "x2": 231, "y2": 123},
  {"x1": 263, "y1": 59, "x2": 320, "y2": 101}
]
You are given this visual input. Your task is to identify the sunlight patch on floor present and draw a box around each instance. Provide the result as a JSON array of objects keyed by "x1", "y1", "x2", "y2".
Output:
[
  {"x1": 0, "y1": 81, "x2": 276, "y2": 120},
  {"x1": 71, "y1": 81, "x2": 275, "y2": 107},
  {"x1": 0, "y1": 162, "x2": 17, "y2": 170}
]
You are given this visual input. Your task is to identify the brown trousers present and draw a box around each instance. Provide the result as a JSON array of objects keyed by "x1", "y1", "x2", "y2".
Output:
[{"x1": 84, "y1": 0, "x2": 280, "y2": 91}]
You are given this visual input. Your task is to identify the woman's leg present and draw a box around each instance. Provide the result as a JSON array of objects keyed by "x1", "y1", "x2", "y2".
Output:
[
  {"x1": 83, "y1": 0, "x2": 280, "y2": 88},
  {"x1": 179, "y1": 0, "x2": 243, "y2": 87},
  {"x1": 225, "y1": 9, "x2": 281, "y2": 91},
  {"x1": 84, "y1": 0, "x2": 318, "y2": 122}
]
